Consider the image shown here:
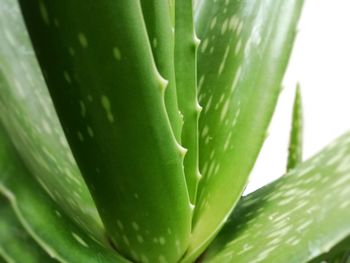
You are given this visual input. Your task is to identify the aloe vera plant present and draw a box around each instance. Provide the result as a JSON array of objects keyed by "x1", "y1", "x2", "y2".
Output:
[{"x1": 0, "y1": 0, "x2": 349, "y2": 262}]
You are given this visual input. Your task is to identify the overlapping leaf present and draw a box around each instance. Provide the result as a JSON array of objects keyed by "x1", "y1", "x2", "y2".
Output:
[
  {"x1": 0, "y1": 0, "x2": 102, "y2": 240},
  {"x1": 0, "y1": 126, "x2": 128, "y2": 263},
  {"x1": 0, "y1": 197, "x2": 57, "y2": 263},
  {"x1": 203, "y1": 133, "x2": 350, "y2": 263},
  {"x1": 185, "y1": 0, "x2": 304, "y2": 260},
  {"x1": 19, "y1": 0, "x2": 191, "y2": 261},
  {"x1": 308, "y1": 236, "x2": 350, "y2": 263}
]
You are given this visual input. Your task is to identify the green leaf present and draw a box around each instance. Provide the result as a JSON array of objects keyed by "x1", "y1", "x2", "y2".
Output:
[
  {"x1": 203, "y1": 132, "x2": 350, "y2": 263},
  {"x1": 287, "y1": 84, "x2": 303, "y2": 171},
  {"x1": 141, "y1": 0, "x2": 182, "y2": 140},
  {"x1": 18, "y1": 1, "x2": 191, "y2": 262},
  {"x1": 0, "y1": 0, "x2": 102, "y2": 240},
  {"x1": 308, "y1": 235, "x2": 350, "y2": 263},
  {"x1": 175, "y1": 0, "x2": 202, "y2": 204},
  {"x1": 0, "y1": 126, "x2": 128, "y2": 263},
  {"x1": 0, "y1": 196, "x2": 57, "y2": 263},
  {"x1": 186, "y1": 0, "x2": 304, "y2": 260}
]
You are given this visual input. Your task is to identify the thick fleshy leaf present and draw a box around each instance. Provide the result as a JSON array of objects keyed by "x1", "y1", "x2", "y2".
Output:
[
  {"x1": 0, "y1": 126, "x2": 128, "y2": 263},
  {"x1": 203, "y1": 132, "x2": 350, "y2": 263},
  {"x1": 18, "y1": 1, "x2": 191, "y2": 262},
  {"x1": 175, "y1": 0, "x2": 202, "y2": 204},
  {"x1": 0, "y1": 0, "x2": 102, "y2": 239},
  {"x1": 287, "y1": 85, "x2": 303, "y2": 171},
  {"x1": 141, "y1": 0, "x2": 182, "y2": 141},
  {"x1": 308, "y1": 235, "x2": 350, "y2": 263},
  {"x1": 186, "y1": 0, "x2": 304, "y2": 259},
  {"x1": 0, "y1": 197, "x2": 57, "y2": 263}
]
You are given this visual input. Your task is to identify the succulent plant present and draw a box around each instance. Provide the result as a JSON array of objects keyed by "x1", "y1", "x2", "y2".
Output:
[{"x1": 0, "y1": 0, "x2": 349, "y2": 262}]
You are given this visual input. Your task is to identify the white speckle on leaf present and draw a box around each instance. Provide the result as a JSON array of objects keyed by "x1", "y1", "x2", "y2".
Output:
[
  {"x1": 237, "y1": 21, "x2": 244, "y2": 35},
  {"x1": 72, "y1": 232, "x2": 89, "y2": 248},
  {"x1": 78, "y1": 33, "x2": 88, "y2": 48},
  {"x1": 87, "y1": 126, "x2": 94, "y2": 137},
  {"x1": 221, "y1": 19, "x2": 229, "y2": 34},
  {"x1": 113, "y1": 47, "x2": 122, "y2": 60},
  {"x1": 39, "y1": 1, "x2": 50, "y2": 25},
  {"x1": 53, "y1": 18, "x2": 60, "y2": 28},
  {"x1": 77, "y1": 131, "x2": 84, "y2": 141},
  {"x1": 68, "y1": 47, "x2": 75, "y2": 56},
  {"x1": 201, "y1": 125, "x2": 209, "y2": 138},
  {"x1": 117, "y1": 220, "x2": 124, "y2": 230},
  {"x1": 218, "y1": 46, "x2": 230, "y2": 75},
  {"x1": 55, "y1": 210, "x2": 61, "y2": 217},
  {"x1": 140, "y1": 254, "x2": 150, "y2": 263},
  {"x1": 201, "y1": 38, "x2": 209, "y2": 53},
  {"x1": 132, "y1": 222, "x2": 139, "y2": 231},
  {"x1": 63, "y1": 71, "x2": 71, "y2": 84},
  {"x1": 235, "y1": 39, "x2": 242, "y2": 55},
  {"x1": 153, "y1": 38, "x2": 158, "y2": 48},
  {"x1": 210, "y1": 17, "x2": 217, "y2": 30},
  {"x1": 158, "y1": 255, "x2": 167, "y2": 263},
  {"x1": 101, "y1": 95, "x2": 115, "y2": 123},
  {"x1": 137, "y1": 235, "x2": 144, "y2": 243},
  {"x1": 159, "y1": 236, "x2": 166, "y2": 245},
  {"x1": 123, "y1": 235, "x2": 130, "y2": 246},
  {"x1": 79, "y1": 101, "x2": 86, "y2": 117},
  {"x1": 220, "y1": 100, "x2": 230, "y2": 122}
]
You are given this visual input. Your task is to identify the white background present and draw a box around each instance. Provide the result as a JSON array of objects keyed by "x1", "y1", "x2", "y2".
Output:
[{"x1": 245, "y1": 0, "x2": 350, "y2": 194}]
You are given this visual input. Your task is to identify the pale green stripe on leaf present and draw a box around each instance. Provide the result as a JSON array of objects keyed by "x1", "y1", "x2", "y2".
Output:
[
  {"x1": 185, "y1": 0, "x2": 304, "y2": 260},
  {"x1": 0, "y1": 196, "x2": 57, "y2": 263},
  {"x1": 19, "y1": 1, "x2": 191, "y2": 262},
  {"x1": 175, "y1": 0, "x2": 202, "y2": 204},
  {"x1": 0, "y1": 0, "x2": 102, "y2": 240},
  {"x1": 287, "y1": 84, "x2": 303, "y2": 171},
  {"x1": 0, "y1": 126, "x2": 129, "y2": 263},
  {"x1": 203, "y1": 132, "x2": 350, "y2": 263}
]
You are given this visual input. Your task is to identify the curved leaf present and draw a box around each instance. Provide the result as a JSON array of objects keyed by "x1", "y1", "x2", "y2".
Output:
[
  {"x1": 203, "y1": 132, "x2": 350, "y2": 263},
  {"x1": 0, "y1": 0, "x2": 102, "y2": 240},
  {"x1": 18, "y1": 1, "x2": 191, "y2": 262},
  {"x1": 0, "y1": 197, "x2": 57, "y2": 263},
  {"x1": 287, "y1": 85, "x2": 303, "y2": 171},
  {"x1": 0, "y1": 126, "x2": 128, "y2": 263},
  {"x1": 186, "y1": 0, "x2": 304, "y2": 260}
]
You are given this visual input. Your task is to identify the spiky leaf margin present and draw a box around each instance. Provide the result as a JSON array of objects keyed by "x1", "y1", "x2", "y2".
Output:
[
  {"x1": 185, "y1": 0, "x2": 304, "y2": 260},
  {"x1": 175, "y1": 0, "x2": 202, "y2": 205},
  {"x1": 141, "y1": 0, "x2": 183, "y2": 140}
]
